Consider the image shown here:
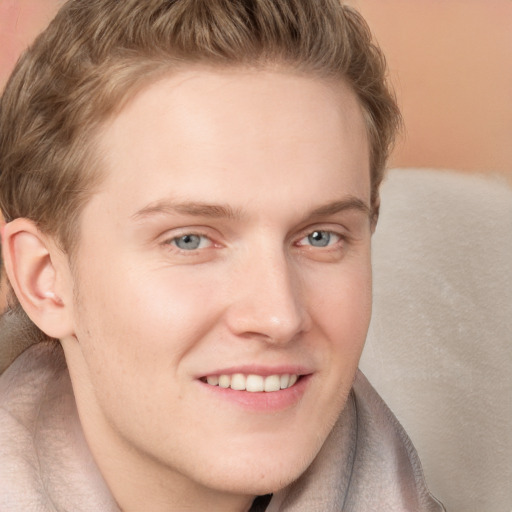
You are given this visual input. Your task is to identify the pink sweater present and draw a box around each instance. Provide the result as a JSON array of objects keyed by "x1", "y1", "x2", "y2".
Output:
[{"x1": 0, "y1": 342, "x2": 444, "y2": 511}]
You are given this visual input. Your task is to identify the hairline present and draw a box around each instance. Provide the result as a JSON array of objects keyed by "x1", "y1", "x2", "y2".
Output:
[{"x1": 63, "y1": 59, "x2": 376, "y2": 260}]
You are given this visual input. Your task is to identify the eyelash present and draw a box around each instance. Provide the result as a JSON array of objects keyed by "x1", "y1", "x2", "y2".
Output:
[
  {"x1": 295, "y1": 230, "x2": 343, "y2": 249},
  {"x1": 162, "y1": 227, "x2": 346, "y2": 254},
  {"x1": 164, "y1": 232, "x2": 214, "y2": 252}
]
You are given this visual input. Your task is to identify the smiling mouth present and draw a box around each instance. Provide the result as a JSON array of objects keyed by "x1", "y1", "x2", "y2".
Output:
[{"x1": 200, "y1": 373, "x2": 299, "y2": 392}]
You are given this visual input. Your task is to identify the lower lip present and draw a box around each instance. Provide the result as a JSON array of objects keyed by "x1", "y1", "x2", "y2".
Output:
[{"x1": 198, "y1": 375, "x2": 311, "y2": 412}]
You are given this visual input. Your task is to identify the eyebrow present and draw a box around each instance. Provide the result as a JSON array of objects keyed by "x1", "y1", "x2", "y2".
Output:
[
  {"x1": 131, "y1": 200, "x2": 243, "y2": 221},
  {"x1": 131, "y1": 196, "x2": 371, "y2": 222},
  {"x1": 307, "y1": 197, "x2": 371, "y2": 220}
]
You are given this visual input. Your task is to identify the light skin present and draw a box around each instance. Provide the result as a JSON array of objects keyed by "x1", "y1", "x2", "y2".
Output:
[{"x1": 3, "y1": 67, "x2": 372, "y2": 512}]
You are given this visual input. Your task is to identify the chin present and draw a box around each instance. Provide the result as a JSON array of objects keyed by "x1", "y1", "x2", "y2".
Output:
[
  {"x1": 210, "y1": 466, "x2": 303, "y2": 498},
  {"x1": 193, "y1": 404, "x2": 345, "y2": 497},
  {"x1": 198, "y1": 440, "x2": 320, "y2": 497}
]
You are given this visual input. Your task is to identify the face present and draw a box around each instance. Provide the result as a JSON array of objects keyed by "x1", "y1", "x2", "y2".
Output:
[{"x1": 61, "y1": 67, "x2": 372, "y2": 510}]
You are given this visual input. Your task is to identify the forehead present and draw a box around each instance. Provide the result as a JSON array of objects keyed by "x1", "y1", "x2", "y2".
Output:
[{"x1": 90, "y1": 67, "x2": 370, "y2": 219}]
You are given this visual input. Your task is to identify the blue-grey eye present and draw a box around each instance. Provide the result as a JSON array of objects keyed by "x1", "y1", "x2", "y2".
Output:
[
  {"x1": 307, "y1": 230, "x2": 332, "y2": 247},
  {"x1": 173, "y1": 234, "x2": 203, "y2": 250}
]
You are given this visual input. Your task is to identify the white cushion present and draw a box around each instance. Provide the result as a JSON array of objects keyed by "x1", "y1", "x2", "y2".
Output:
[{"x1": 361, "y1": 168, "x2": 512, "y2": 512}]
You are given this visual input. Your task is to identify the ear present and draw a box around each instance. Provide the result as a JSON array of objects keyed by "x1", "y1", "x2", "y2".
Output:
[{"x1": 2, "y1": 218, "x2": 75, "y2": 339}]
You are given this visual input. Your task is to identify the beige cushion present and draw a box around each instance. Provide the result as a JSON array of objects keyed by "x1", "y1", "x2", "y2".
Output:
[{"x1": 361, "y1": 168, "x2": 512, "y2": 512}]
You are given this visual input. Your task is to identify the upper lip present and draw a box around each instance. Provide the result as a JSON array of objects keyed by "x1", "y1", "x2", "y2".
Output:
[{"x1": 197, "y1": 364, "x2": 313, "y2": 379}]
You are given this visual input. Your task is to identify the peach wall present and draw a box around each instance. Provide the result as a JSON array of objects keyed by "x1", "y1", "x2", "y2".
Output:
[
  {"x1": 0, "y1": 0, "x2": 61, "y2": 87},
  {"x1": 1, "y1": 0, "x2": 511, "y2": 179},
  {"x1": 0, "y1": 0, "x2": 62, "y2": 310},
  {"x1": 350, "y1": 0, "x2": 512, "y2": 179}
]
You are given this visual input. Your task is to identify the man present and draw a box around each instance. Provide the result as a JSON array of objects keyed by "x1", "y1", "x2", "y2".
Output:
[{"x1": 0, "y1": 1, "x2": 444, "y2": 510}]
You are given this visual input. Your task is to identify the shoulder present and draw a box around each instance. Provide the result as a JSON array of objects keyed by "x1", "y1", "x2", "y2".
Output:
[
  {"x1": 0, "y1": 341, "x2": 66, "y2": 509},
  {"x1": 0, "y1": 341, "x2": 120, "y2": 511},
  {"x1": 0, "y1": 340, "x2": 66, "y2": 425},
  {"x1": 269, "y1": 371, "x2": 445, "y2": 511},
  {"x1": 0, "y1": 308, "x2": 52, "y2": 374},
  {"x1": 345, "y1": 370, "x2": 445, "y2": 511}
]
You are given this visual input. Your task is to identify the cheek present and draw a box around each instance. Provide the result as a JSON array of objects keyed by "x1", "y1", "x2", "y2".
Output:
[
  {"x1": 308, "y1": 257, "x2": 372, "y2": 380},
  {"x1": 311, "y1": 256, "x2": 372, "y2": 330},
  {"x1": 72, "y1": 258, "x2": 223, "y2": 370}
]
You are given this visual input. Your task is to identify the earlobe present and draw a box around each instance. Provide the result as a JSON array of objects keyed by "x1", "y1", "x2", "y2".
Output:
[{"x1": 2, "y1": 218, "x2": 74, "y2": 339}]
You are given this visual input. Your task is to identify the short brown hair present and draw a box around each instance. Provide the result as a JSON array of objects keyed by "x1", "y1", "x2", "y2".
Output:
[{"x1": 0, "y1": 0, "x2": 400, "y2": 254}]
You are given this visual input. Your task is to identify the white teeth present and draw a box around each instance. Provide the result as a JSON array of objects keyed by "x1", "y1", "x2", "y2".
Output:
[
  {"x1": 218, "y1": 375, "x2": 231, "y2": 388},
  {"x1": 264, "y1": 375, "x2": 281, "y2": 392},
  {"x1": 246, "y1": 375, "x2": 264, "y2": 392},
  {"x1": 230, "y1": 373, "x2": 246, "y2": 390},
  {"x1": 206, "y1": 375, "x2": 219, "y2": 386},
  {"x1": 204, "y1": 373, "x2": 300, "y2": 392}
]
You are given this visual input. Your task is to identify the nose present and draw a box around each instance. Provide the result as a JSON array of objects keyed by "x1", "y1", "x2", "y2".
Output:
[{"x1": 224, "y1": 248, "x2": 311, "y2": 345}]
